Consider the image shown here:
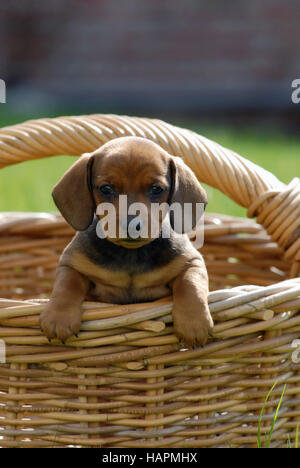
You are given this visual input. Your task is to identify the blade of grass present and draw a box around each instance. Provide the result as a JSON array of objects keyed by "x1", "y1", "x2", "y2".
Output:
[
  {"x1": 295, "y1": 425, "x2": 299, "y2": 449},
  {"x1": 266, "y1": 384, "x2": 286, "y2": 448},
  {"x1": 257, "y1": 380, "x2": 278, "y2": 448}
]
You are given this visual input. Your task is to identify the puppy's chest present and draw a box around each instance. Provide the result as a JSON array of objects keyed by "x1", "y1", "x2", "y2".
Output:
[
  {"x1": 70, "y1": 251, "x2": 183, "y2": 288},
  {"x1": 65, "y1": 231, "x2": 190, "y2": 302}
]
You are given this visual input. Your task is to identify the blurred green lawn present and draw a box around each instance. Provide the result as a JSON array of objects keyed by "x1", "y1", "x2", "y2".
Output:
[{"x1": 0, "y1": 115, "x2": 299, "y2": 217}]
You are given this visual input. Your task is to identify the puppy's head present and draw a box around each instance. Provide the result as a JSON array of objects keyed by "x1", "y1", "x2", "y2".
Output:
[{"x1": 52, "y1": 136, "x2": 207, "y2": 248}]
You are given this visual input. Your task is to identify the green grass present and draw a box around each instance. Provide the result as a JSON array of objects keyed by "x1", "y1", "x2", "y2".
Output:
[
  {"x1": 1, "y1": 115, "x2": 300, "y2": 215},
  {"x1": 257, "y1": 382, "x2": 286, "y2": 448},
  {"x1": 0, "y1": 155, "x2": 78, "y2": 213},
  {"x1": 188, "y1": 123, "x2": 300, "y2": 218},
  {"x1": 257, "y1": 382, "x2": 299, "y2": 449}
]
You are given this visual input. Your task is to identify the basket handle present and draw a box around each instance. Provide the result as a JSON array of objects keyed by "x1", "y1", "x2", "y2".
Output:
[{"x1": 0, "y1": 114, "x2": 299, "y2": 275}]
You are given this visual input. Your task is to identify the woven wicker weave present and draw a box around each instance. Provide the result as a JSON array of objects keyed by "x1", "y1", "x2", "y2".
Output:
[{"x1": 0, "y1": 115, "x2": 299, "y2": 448}]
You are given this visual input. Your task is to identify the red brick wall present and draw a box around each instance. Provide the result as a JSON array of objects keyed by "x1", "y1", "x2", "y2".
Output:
[{"x1": 0, "y1": 0, "x2": 299, "y2": 111}]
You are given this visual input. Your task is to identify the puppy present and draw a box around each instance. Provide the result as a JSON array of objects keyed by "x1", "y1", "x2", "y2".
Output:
[{"x1": 40, "y1": 137, "x2": 213, "y2": 348}]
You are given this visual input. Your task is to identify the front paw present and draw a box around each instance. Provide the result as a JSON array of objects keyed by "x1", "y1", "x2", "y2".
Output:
[
  {"x1": 172, "y1": 303, "x2": 213, "y2": 348},
  {"x1": 40, "y1": 303, "x2": 82, "y2": 343}
]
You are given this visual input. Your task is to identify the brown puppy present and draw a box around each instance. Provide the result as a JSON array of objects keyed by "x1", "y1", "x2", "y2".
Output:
[{"x1": 40, "y1": 137, "x2": 213, "y2": 347}]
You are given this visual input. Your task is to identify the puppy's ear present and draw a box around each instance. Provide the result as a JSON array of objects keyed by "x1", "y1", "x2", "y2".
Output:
[
  {"x1": 168, "y1": 156, "x2": 207, "y2": 233},
  {"x1": 52, "y1": 153, "x2": 94, "y2": 231}
]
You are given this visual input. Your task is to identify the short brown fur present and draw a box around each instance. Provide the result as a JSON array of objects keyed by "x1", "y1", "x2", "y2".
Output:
[{"x1": 40, "y1": 137, "x2": 213, "y2": 347}]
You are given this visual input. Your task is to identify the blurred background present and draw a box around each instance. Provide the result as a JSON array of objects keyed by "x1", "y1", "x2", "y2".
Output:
[{"x1": 0, "y1": 0, "x2": 299, "y2": 216}]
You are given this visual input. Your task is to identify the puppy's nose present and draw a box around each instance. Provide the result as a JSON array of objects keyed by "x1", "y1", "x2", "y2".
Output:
[{"x1": 127, "y1": 215, "x2": 143, "y2": 239}]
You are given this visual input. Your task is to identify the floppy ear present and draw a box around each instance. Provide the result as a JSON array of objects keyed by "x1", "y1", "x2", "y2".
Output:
[
  {"x1": 52, "y1": 153, "x2": 95, "y2": 231},
  {"x1": 168, "y1": 156, "x2": 207, "y2": 233}
]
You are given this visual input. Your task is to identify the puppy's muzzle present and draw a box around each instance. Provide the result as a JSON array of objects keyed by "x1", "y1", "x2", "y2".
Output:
[{"x1": 124, "y1": 215, "x2": 143, "y2": 240}]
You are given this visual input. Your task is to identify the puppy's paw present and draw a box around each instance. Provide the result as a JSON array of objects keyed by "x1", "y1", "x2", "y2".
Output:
[
  {"x1": 173, "y1": 303, "x2": 213, "y2": 348},
  {"x1": 40, "y1": 304, "x2": 82, "y2": 343}
]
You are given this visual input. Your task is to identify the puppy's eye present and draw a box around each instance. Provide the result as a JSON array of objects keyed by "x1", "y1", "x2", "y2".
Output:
[
  {"x1": 149, "y1": 185, "x2": 165, "y2": 197},
  {"x1": 98, "y1": 185, "x2": 116, "y2": 197}
]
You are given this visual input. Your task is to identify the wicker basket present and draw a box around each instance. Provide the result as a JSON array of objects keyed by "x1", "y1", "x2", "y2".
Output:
[{"x1": 0, "y1": 115, "x2": 299, "y2": 448}]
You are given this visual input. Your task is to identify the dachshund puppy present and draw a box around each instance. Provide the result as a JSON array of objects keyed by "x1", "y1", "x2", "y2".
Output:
[{"x1": 40, "y1": 137, "x2": 213, "y2": 348}]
